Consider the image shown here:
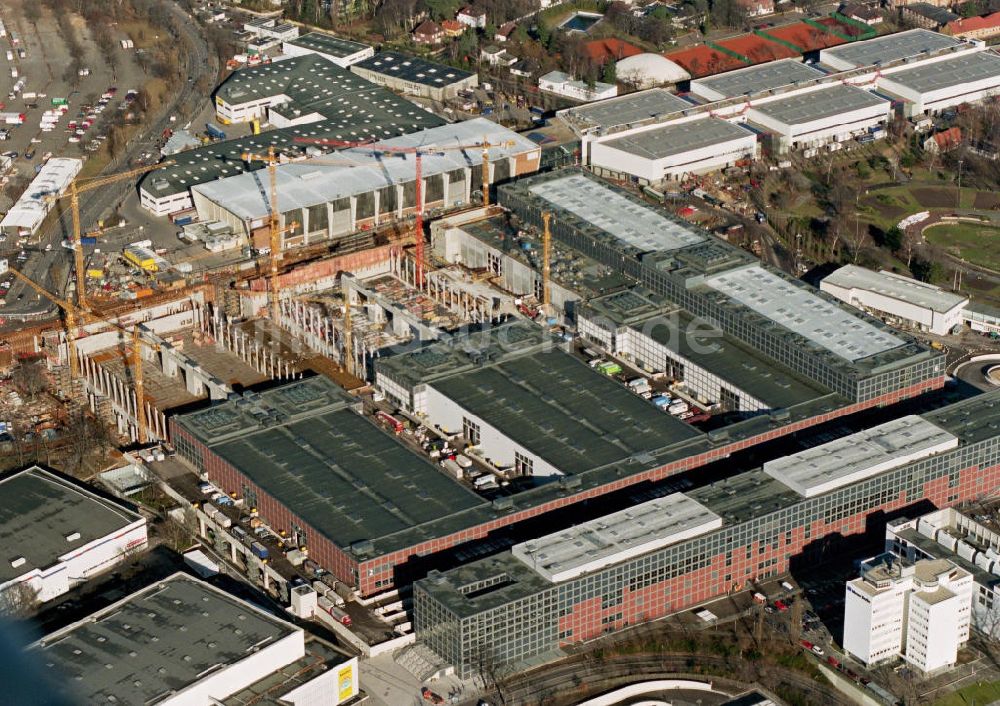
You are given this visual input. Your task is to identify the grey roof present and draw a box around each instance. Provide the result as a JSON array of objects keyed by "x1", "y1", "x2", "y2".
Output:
[
  {"x1": 0, "y1": 467, "x2": 142, "y2": 583},
  {"x1": 750, "y1": 84, "x2": 889, "y2": 126},
  {"x1": 691, "y1": 59, "x2": 826, "y2": 99},
  {"x1": 560, "y1": 88, "x2": 692, "y2": 130},
  {"x1": 511, "y1": 492, "x2": 722, "y2": 582},
  {"x1": 823, "y1": 264, "x2": 968, "y2": 313},
  {"x1": 191, "y1": 118, "x2": 535, "y2": 220},
  {"x1": 352, "y1": 51, "x2": 475, "y2": 88},
  {"x1": 285, "y1": 31, "x2": 370, "y2": 58},
  {"x1": 418, "y1": 388, "x2": 1000, "y2": 615},
  {"x1": 902, "y1": 3, "x2": 960, "y2": 24},
  {"x1": 600, "y1": 117, "x2": 756, "y2": 160},
  {"x1": 34, "y1": 573, "x2": 300, "y2": 704},
  {"x1": 762, "y1": 415, "x2": 958, "y2": 497},
  {"x1": 582, "y1": 288, "x2": 834, "y2": 409},
  {"x1": 704, "y1": 265, "x2": 905, "y2": 362},
  {"x1": 141, "y1": 57, "x2": 443, "y2": 198},
  {"x1": 821, "y1": 28, "x2": 963, "y2": 69},
  {"x1": 527, "y1": 173, "x2": 705, "y2": 253},
  {"x1": 174, "y1": 377, "x2": 486, "y2": 553},
  {"x1": 429, "y1": 347, "x2": 703, "y2": 475},
  {"x1": 881, "y1": 51, "x2": 1000, "y2": 95}
]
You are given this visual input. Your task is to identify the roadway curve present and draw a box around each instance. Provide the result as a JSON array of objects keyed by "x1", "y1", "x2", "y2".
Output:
[
  {"x1": 2, "y1": 0, "x2": 215, "y2": 325},
  {"x1": 489, "y1": 653, "x2": 852, "y2": 706}
]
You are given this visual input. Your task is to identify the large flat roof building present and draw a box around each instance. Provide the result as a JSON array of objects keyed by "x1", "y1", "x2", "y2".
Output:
[
  {"x1": 191, "y1": 118, "x2": 540, "y2": 245},
  {"x1": 139, "y1": 57, "x2": 444, "y2": 216},
  {"x1": 0, "y1": 466, "x2": 147, "y2": 603},
  {"x1": 878, "y1": 51, "x2": 1000, "y2": 117},
  {"x1": 350, "y1": 51, "x2": 479, "y2": 102},
  {"x1": 589, "y1": 116, "x2": 758, "y2": 183},
  {"x1": 821, "y1": 264, "x2": 969, "y2": 335},
  {"x1": 558, "y1": 88, "x2": 693, "y2": 133},
  {"x1": 282, "y1": 31, "x2": 374, "y2": 67},
  {"x1": 33, "y1": 573, "x2": 309, "y2": 705},
  {"x1": 747, "y1": 84, "x2": 891, "y2": 152},
  {"x1": 499, "y1": 170, "x2": 944, "y2": 403},
  {"x1": 820, "y1": 28, "x2": 965, "y2": 71},
  {"x1": 414, "y1": 390, "x2": 1000, "y2": 677},
  {"x1": 689, "y1": 59, "x2": 826, "y2": 102}
]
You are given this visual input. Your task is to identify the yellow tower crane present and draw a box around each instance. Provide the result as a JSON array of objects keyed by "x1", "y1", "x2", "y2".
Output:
[
  {"x1": 7, "y1": 266, "x2": 160, "y2": 443},
  {"x1": 241, "y1": 147, "x2": 300, "y2": 322},
  {"x1": 342, "y1": 277, "x2": 353, "y2": 377},
  {"x1": 6, "y1": 267, "x2": 82, "y2": 380},
  {"x1": 48, "y1": 161, "x2": 173, "y2": 310}
]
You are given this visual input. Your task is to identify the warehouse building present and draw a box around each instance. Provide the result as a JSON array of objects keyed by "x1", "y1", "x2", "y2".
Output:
[
  {"x1": 578, "y1": 287, "x2": 834, "y2": 414},
  {"x1": 820, "y1": 264, "x2": 969, "y2": 335},
  {"x1": 0, "y1": 465, "x2": 147, "y2": 604},
  {"x1": 877, "y1": 51, "x2": 1000, "y2": 117},
  {"x1": 414, "y1": 392, "x2": 1000, "y2": 677},
  {"x1": 499, "y1": 170, "x2": 944, "y2": 404},
  {"x1": 140, "y1": 58, "x2": 444, "y2": 216},
  {"x1": 884, "y1": 508, "x2": 1000, "y2": 640},
  {"x1": 31, "y1": 572, "x2": 359, "y2": 705},
  {"x1": 820, "y1": 28, "x2": 966, "y2": 71},
  {"x1": 190, "y1": 119, "x2": 539, "y2": 247},
  {"x1": 351, "y1": 51, "x2": 479, "y2": 101},
  {"x1": 0, "y1": 157, "x2": 82, "y2": 235},
  {"x1": 588, "y1": 116, "x2": 758, "y2": 184},
  {"x1": 746, "y1": 83, "x2": 891, "y2": 152},
  {"x1": 282, "y1": 31, "x2": 374, "y2": 67},
  {"x1": 689, "y1": 58, "x2": 826, "y2": 102}
]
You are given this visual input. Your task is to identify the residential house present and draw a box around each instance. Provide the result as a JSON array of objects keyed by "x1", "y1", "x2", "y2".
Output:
[
  {"x1": 496, "y1": 22, "x2": 518, "y2": 42},
  {"x1": 923, "y1": 126, "x2": 962, "y2": 154},
  {"x1": 900, "y1": 2, "x2": 960, "y2": 28},
  {"x1": 842, "y1": 3, "x2": 883, "y2": 24},
  {"x1": 481, "y1": 45, "x2": 518, "y2": 67},
  {"x1": 737, "y1": 0, "x2": 776, "y2": 17},
  {"x1": 441, "y1": 19, "x2": 465, "y2": 37},
  {"x1": 413, "y1": 20, "x2": 445, "y2": 45},
  {"x1": 510, "y1": 59, "x2": 538, "y2": 78},
  {"x1": 457, "y1": 6, "x2": 487, "y2": 29},
  {"x1": 943, "y1": 11, "x2": 1000, "y2": 39}
]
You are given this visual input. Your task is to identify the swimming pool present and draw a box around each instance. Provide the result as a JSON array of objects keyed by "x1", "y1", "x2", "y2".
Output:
[{"x1": 559, "y1": 11, "x2": 603, "y2": 33}]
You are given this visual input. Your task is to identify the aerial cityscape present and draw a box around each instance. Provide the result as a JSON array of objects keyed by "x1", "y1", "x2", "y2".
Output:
[{"x1": 2, "y1": 0, "x2": 1000, "y2": 704}]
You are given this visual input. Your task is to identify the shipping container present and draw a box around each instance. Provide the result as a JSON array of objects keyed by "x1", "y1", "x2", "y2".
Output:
[
  {"x1": 205, "y1": 123, "x2": 226, "y2": 140},
  {"x1": 668, "y1": 401, "x2": 689, "y2": 415},
  {"x1": 232, "y1": 526, "x2": 250, "y2": 544},
  {"x1": 80, "y1": 236, "x2": 97, "y2": 246},
  {"x1": 51, "y1": 97, "x2": 67, "y2": 106},
  {"x1": 250, "y1": 541, "x2": 269, "y2": 560},
  {"x1": 330, "y1": 606, "x2": 352, "y2": 625},
  {"x1": 652, "y1": 395, "x2": 671, "y2": 409}
]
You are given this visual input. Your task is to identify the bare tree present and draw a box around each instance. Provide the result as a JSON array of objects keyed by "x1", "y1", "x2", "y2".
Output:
[
  {"x1": 12, "y1": 359, "x2": 48, "y2": 402},
  {"x1": 62, "y1": 405, "x2": 112, "y2": 478},
  {"x1": 0, "y1": 582, "x2": 40, "y2": 618}
]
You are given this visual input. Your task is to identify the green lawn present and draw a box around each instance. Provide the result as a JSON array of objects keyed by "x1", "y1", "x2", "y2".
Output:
[
  {"x1": 934, "y1": 680, "x2": 1000, "y2": 706},
  {"x1": 924, "y1": 221, "x2": 1000, "y2": 272}
]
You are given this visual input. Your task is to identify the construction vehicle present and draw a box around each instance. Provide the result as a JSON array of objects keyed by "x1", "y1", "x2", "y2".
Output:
[
  {"x1": 47, "y1": 161, "x2": 172, "y2": 310},
  {"x1": 293, "y1": 136, "x2": 514, "y2": 286}
]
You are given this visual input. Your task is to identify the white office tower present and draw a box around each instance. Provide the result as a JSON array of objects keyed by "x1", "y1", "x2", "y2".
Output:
[{"x1": 844, "y1": 557, "x2": 972, "y2": 674}]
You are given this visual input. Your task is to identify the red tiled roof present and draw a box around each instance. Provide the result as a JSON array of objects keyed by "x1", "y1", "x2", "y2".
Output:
[
  {"x1": 441, "y1": 19, "x2": 463, "y2": 31},
  {"x1": 944, "y1": 11, "x2": 1000, "y2": 34},
  {"x1": 584, "y1": 38, "x2": 643, "y2": 63},
  {"x1": 414, "y1": 19, "x2": 442, "y2": 36},
  {"x1": 934, "y1": 126, "x2": 962, "y2": 150},
  {"x1": 497, "y1": 21, "x2": 517, "y2": 37}
]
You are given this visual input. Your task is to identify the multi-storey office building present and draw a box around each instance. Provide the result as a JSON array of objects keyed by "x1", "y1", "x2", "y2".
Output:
[
  {"x1": 498, "y1": 170, "x2": 945, "y2": 404},
  {"x1": 885, "y1": 508, "x2": 1000, "y2": 638},
  {"x1": 844, "y1": 556, "x2": 973, "y2": 674},
  {"x1": 414, "y1": 393, "x2": 1000, "y2": 676}
]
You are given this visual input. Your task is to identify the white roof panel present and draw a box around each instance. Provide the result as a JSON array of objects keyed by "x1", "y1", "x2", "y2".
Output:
[
  {"x1": 704, "y1": 265, "x2": 904, "y2": 361},
  {"x1": 823, "y1": 264, "x2": 968, "y2": 314},
  {"x1": 512, "y1": 492, "x2": 722, "y2": 582},
  {"x1": 763, "y1": 415, "x2": 957, "y2": 497},
  {"x1": 527, "y1": 173, "x2": 705, "y2": 253}
]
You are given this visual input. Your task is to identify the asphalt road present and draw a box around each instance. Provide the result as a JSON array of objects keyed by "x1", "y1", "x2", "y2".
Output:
[{"x1": 1, "y1": 0, "x2": 215, "y2": 324}]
